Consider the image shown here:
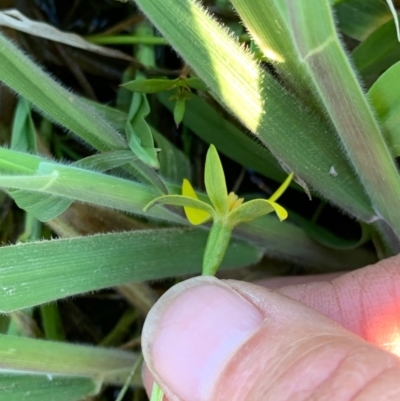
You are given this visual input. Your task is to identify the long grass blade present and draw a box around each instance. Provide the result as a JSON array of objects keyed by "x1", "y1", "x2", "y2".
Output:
[
  {"x1": 0, "y1": 228, "x2": 262, "y2": 311},
  {"x1": 133, "y1": 0, "x2": 375, "y2": 222},
  {"x1": 286, "y1": 0, "x2": 400, "y2": 239}
]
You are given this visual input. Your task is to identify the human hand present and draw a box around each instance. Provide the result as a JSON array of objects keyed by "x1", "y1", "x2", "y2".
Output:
[{"x1": 141, "y1": 255, "x2": 400, "y2": 400}]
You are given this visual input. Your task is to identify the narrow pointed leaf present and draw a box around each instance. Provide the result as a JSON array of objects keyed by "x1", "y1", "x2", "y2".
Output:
[
  {"x1": 386, "y1": 0, "x2": 400, "y2": 41},
  {"x1": 0, "y1": 147, "x2": 180, "y2": 223},
  {"x1": 123, "y1": 78, "x2": 177, "y2": 93},
  {"x1": 229, "y1": 199, "x2": 288, "y2": 226},
  {"x1": 11, "y1": 98, "x2": 37, "y2": 153},
  {"x1": 0, "y1": 33, "x2": 127, "y2": 152},
  {"x1": 182, "y1": 178, "x2": 212, "y2": 225},
  {"x1": 204, "y1": 144, "x2": 228, "y2": 214},
  {"x1": 173, "y1": 97, "x2": 186, "y2": 127},
  {"x1": 144, "y1": 194, "x2": 214, "y2": 221},
  {"x1": 126, "y1": 93, "x2": 159, "y2": 168},
  {"x1": 10, "y1": 151, "x2": 138, "y2": 222}
]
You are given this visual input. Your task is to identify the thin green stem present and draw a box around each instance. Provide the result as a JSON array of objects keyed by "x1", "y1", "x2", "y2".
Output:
[
  {"x1": 202, "y1": 221, "x2": 232, "y2": 276},
  {"x1": 86, "y1": 33, "x2": 250, "y2": 46}
]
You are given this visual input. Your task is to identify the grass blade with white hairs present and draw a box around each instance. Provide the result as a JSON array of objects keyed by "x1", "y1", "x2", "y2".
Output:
[
  {"x1": 230, "y1": 0, "x2": 323, "y2": 113},
  {"x1": 0, "y1": 34, "x2": 166, "y2": 189},
  {"x1": 0, "y1": 374, "x2": 97, "y2": 401},
  {"x1": 0, "y1": 34, "x2": 126, "y2": 151},
  {"x1": 0, "y1": 147, "x2": 179, "y2": 222},
  {"x1": 0, "y1": 229, "x2": 262, "y2": 312},
  {"x1": 0, "y1": 334, "x2": 141, "y2": 385},
  {"x1": 133, "y1": 0, "x2": 375, "y2": 222},
  {"x1": 285, "y1": 0, "x2": 400, "y2": 241}
]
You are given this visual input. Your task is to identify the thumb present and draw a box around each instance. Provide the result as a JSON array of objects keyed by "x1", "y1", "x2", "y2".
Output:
[{"x1": 142, "y1": 276, "x2": 400, "y2": 401}]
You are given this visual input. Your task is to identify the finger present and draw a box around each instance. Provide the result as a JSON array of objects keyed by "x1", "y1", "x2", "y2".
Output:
[
  {"x1": 142, "y1": 276, "x2": 400, "y2": 401},
  {"x1": 270, "y1": 254, "x2": 400, "y2": 353}
]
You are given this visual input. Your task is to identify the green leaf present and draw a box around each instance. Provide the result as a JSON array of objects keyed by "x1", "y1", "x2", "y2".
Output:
[
  {"x1": 123, "y1": 77, "x2": 207, "y2": 93},
  {"x1": 11, "y1": 151, "x2": 139, "y2": 222},
  {"x1": 158, "y1": 92, "x2": 287, "y2": 183},
  {"x1": 126, "y1": 92, "x2": 159, "y2": 168},
  {"x1": 368, "y1": 61, "x2": 400, "y2": 157},
  {"x1": 235, "y1": 215, "x2": 377, "y2": 270},
  {"x1": 0, "y1": 374, "x2": 97, "y2": 401},
  {"x1": 230, "y1": 0, "x2": 322, "y2": 112},
  {"x1": 385, "y1": 0, "x2": 400, "y2": 42},
  {"x1": 144, "y1": 195, "x2": 214, "y2": 218},
  {"x1": 353, "y1": 18, "x2": 400, "y2": 80},
  {"x1": 152, "y1": 128, "x2": 192, "y2": 183},
  {"x1": 286, "y1": 0, "x2": 400, "y2": 239},
  {"x1": 10, "y1": 98, "x2": 37, "y2": 153},
  {"x1": 134, "y1": 0, "x2": 375, "y2": 222},
  {"x1": 0, "y1": 33, "x2": 127, "y2": 152},
  {"x1": 173, "y1": 97, "x2": 186, "y2": 127},
  {"x1": 204, "y1": 145, "x2": 229, "y2": 215},
  {"x1": 229, "y1": 199, "x2": 287, "y2": 226},
  {"x1": 0, "y1": 147, "x2": 179, "y2": 223},
  {"x1": 0, "y1": 229, "x2": 262, "y2": 311},
  {"x1": 150, "y1": 382, "x2": 164, "y2": 401},
  {"x1": 184, "y1": 77, "x2": 207, "y2": 91},
  {"x1": 123, "y1": 78, "x2": 177, "y2": 93},
  {"x1": 0, "y1": 334, "x2": 141, "y2": 386},
  {"x1": 334, "y1": 0, "x2": 392, "y2": 41},
  {"x1": 291, "y1": 213, "x2": 371, "y2": 250}
]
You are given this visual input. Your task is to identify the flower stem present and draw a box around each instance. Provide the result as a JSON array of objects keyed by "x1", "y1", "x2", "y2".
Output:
[{"x1": 202, "y1": 221, "x2": 232, "y2": 276}]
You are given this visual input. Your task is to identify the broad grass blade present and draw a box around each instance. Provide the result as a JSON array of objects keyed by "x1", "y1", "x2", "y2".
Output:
[
  {"x1": 286, "y1": 0, "x2": 400, "y2": 239},
  {"x1": 0, "y1": 229, "x2": 262, "y2": 311},
  {"x1": 133, "y1": 0, "x2": 375, "y2": 222}
]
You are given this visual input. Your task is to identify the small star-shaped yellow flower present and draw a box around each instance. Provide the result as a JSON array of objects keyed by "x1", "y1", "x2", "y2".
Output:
[{"x1": 144, "y1": 144, "x2": 292, "y2": 275}]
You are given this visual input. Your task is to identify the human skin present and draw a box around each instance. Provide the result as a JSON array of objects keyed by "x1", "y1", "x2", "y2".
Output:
[{"x1": 141, "y1": 254, "x2": 400, "y2": 400}]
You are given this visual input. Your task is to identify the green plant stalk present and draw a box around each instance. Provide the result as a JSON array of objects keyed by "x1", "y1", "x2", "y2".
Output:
[
  {"x1": 132, "y1": 0, "x2": 375, "y2": 222},
  {"x1": 202, "y1": 222, "x2": 232, "y2": 276},
  {"x1": 40, "y1": 304, "x2": 66, "y2": 341},
  {"x1": 286, "y1": 0, "x2": 400, "y2": 240},
  {"x1": 88, "y1": 35, "x2": 169, "y2": 45},
  {"x1": 86, "y1": 33, "x2": 250, "y2": 46}
]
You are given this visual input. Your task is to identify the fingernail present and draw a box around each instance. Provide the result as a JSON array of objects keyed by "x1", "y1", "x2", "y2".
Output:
[{"x1": 142, "y1": 277, "x2": 264, "y2": 401}]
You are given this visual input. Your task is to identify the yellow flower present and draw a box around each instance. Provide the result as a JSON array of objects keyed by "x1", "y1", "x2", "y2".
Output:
[{"x1": 144, "y1": 144, "x2": 293, "y2": 275}]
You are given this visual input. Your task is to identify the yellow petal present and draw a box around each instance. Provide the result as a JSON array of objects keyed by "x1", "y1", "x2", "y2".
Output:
[
  {"x1": 269, "y1": 172, "x2": 293, "y2": 203},
  {"x1": 269, "y1": 201, "x2": 288, "y2": 221},
  {"x1": 182, "y1": 179, "x2": 211, "y2": 225}
]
